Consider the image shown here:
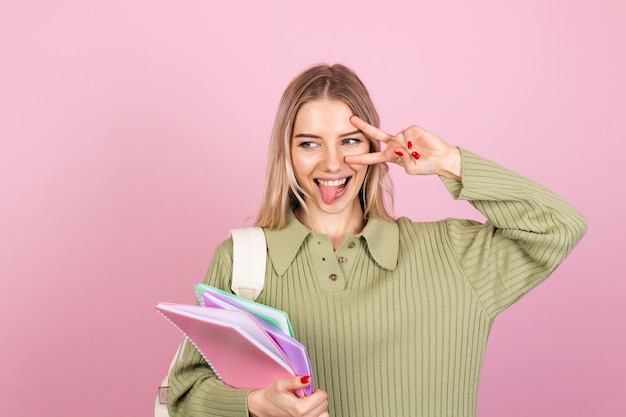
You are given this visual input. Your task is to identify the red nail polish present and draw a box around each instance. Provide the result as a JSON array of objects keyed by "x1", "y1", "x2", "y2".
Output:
[
  {"x1": 407, "y1": 141, "x2": 413, "y2": 149},
  {"x1": 300, "y1": 376, "x2": 310, "y2": 384},
  {"x1": 411, "y1": 151, "x2": 421, "y2": 160},
  {"x1": 394, "y1": 150, "x2": 403, "y2": 156}
]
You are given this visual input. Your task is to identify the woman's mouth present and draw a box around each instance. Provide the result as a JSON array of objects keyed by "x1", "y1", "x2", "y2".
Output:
[{"x1": 315, "y1": 177, "x2": 351, "y2": 205}]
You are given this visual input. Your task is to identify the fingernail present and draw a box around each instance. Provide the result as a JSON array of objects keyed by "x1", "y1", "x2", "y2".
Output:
[
  {"x1": 394, "y1": 150, "x2": 403, "y2": 156},
  {"x1": 300, "y1": 376, "x2": 310, "y2": 384},
  {"x1": 411, "y1": 151, "x2": 421, "y2": 160},
  {"x1": 407, "y1": 141, "x2": 413, "y2": 149}
]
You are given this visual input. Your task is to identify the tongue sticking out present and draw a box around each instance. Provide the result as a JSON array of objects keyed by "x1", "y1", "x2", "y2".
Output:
[{"x1": 319, "y1": 184, "x2": 341, "y2": 205}]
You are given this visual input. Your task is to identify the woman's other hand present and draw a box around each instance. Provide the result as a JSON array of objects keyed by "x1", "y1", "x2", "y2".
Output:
[
  {"x1": 247, "y1": 376, "x2": 329, "y2": 417},
  {"x1": 347, "y1": 116, "x2": 462, "y2": 181}
]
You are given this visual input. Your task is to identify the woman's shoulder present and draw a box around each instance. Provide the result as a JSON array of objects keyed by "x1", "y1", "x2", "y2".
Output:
[{"x1": 209, "y1": 234, "x2": 234, "y2": 264}]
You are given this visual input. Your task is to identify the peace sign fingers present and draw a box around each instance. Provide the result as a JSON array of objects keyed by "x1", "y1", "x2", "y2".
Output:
[
  {"x1": 347, "y1": 115, "x2": 461, "y2": 179},
  {"x1": 349, "y1": 116, "x2": 394, "y2": 144},
  {"x1": 347, "y1": 115, "x2": 418, "y2": 169}
]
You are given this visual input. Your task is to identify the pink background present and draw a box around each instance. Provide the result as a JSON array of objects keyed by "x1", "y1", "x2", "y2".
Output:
[{"x1": 1, "y1": 1, "x2": 624, "y2": 416}]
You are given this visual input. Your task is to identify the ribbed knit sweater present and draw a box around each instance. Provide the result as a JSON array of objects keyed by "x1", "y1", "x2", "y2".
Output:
[{"x1": 168, "y1": 149, "x2": 587, "y2": 417}]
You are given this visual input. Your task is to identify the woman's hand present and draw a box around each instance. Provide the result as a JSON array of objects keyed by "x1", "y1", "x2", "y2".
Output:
[
  {"x1": 247, "y1": 376, "x2": 329, "y2": 417},
  {"x1": 347, "y1": 116, "x2": 462, "y2": 181}
]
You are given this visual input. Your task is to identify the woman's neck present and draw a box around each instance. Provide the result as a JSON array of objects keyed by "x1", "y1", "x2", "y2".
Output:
[{"x1": 295, "y1": 204, "x2": 365, "y2": 250}]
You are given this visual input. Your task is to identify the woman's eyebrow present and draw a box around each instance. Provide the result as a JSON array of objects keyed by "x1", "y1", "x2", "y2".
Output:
[
  {"x1": 340, "y1": 130, "x2": 362, "y2": 138},
  {"x1": 294, "y1": 133, "x2": 321, "y2": 139},
  {"x1": 293, "y1": 130, "x2": 362, "y2": 139}
]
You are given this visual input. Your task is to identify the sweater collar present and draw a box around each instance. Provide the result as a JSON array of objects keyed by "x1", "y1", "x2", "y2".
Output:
[{"x1": 264, "y1": 212, "x2": 399, "y2": 275}]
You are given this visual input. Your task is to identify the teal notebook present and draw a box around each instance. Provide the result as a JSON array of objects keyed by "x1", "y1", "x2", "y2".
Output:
[{"x1": 194, "y1": 283, "x2": 294, "y2": 337}]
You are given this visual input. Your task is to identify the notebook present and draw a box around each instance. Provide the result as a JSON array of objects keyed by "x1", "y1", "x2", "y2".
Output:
[
  {"x1": 156, "y1": 303, "x2": 299, "y2": 393},
  {"x1": 194, "y1": 283, "x2": 294, "y2": 337},
  {"x1": 199, "y1": 291, "x2": 314, "y2": 396}
]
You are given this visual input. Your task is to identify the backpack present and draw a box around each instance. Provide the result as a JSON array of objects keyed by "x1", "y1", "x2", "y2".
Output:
[{"x1": 154, "y1": 227, "x2": 267, "y2": 417}]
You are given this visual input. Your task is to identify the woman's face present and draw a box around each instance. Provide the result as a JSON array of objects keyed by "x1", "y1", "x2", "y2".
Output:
[{"x1": 290, "y1": 99, "x2": 371, "y2": 216}]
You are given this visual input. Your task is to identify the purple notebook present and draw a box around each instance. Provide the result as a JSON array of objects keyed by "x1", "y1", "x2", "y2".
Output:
[{"x1": 200, "y1": 291, "x2": 314, "y2": 396}]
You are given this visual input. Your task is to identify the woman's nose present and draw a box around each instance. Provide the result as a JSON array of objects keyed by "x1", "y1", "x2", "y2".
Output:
[{"x1": 322, "y1": 146, "x2": 342, "y2": 172}]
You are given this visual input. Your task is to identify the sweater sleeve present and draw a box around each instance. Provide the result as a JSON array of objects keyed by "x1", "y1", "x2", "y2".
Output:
[
  {"x1": 167, "y1": 239, "x2": 252, "y2": 417},
  {"x1": 441, "y1": 148, "x2": 587, "y2": 318}
]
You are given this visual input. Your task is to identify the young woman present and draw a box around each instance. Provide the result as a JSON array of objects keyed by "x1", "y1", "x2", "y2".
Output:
[{"x1": 168, "y1": 64, "x2": 587, "y2": 417}]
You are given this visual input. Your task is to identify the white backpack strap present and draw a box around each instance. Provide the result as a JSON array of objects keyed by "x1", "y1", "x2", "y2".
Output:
[
  {"x1": 154, "y1": 338, "x2": 187, "y2": 415},
  {"x1": 230, "y1": 227, "x2": 267, "y2": 301}
]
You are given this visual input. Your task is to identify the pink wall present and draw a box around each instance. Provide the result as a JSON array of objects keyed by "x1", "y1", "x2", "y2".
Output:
[{"x1": 1, "y1": 1, "x2": 624, "y2": 416}]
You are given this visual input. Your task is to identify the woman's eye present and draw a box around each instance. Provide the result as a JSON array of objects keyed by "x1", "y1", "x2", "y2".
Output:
[
  {"x1": 298, "y1": 141, "x2": 318, "y2": 149},
  {"x1": 342, "y1": 138, "x2": 362, "y2": 145}
]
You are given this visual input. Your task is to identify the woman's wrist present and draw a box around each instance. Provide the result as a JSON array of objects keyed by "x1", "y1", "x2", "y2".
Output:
[
  {"x1": 247, "y1": 390, "x2": 261, "y2": 417},
  {"x1": 438, "y1": 146, "x2": 462, "y2": 181}
]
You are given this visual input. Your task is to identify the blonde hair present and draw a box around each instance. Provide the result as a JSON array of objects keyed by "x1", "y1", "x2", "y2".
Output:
[{"x1": 255, "y1": 64, "x2": 394, "y2": 229}]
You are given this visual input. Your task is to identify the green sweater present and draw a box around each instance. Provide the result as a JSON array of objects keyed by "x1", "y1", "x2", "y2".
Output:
[{"x1": 168, "y1": 149, "x2": 587, "y2": 417}]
